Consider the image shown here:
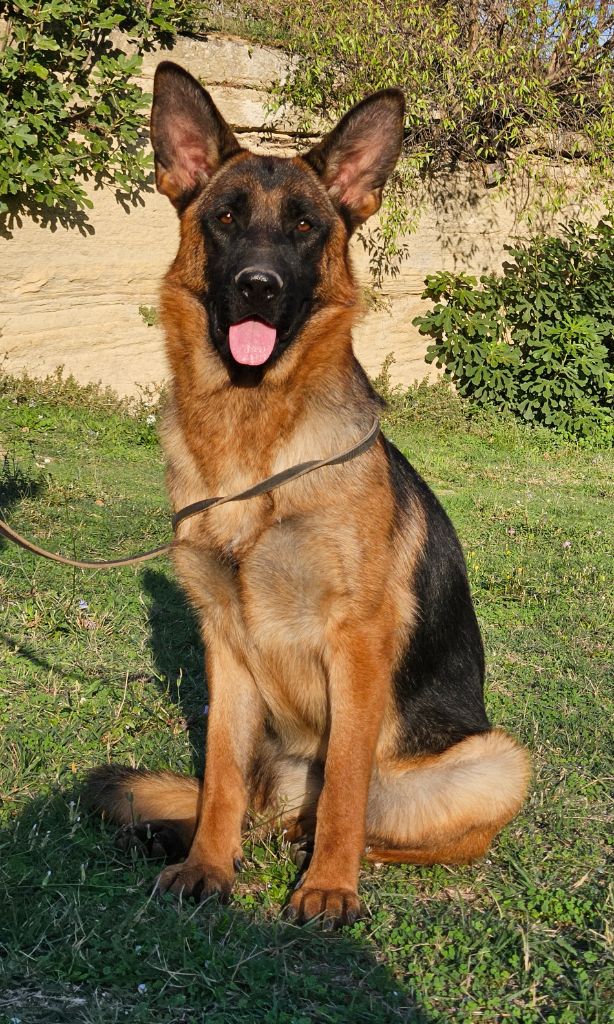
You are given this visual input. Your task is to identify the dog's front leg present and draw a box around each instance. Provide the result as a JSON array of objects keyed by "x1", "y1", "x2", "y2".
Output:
[
  {"x1": 285, "y1": 624, "x2": 390, "y2": 928},
  {"x1": 157, "y1": 638, "x2": 263, "y2": 901}
]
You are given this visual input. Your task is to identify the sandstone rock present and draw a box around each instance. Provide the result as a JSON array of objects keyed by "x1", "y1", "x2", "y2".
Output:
[{"x1": 132, "y1": 31, "x2": 291, "y2": 89}]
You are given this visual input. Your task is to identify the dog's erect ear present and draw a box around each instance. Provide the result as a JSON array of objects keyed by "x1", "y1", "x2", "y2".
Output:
[
  {"x1": 304, "y1": 89, "x2": 405, "y2": 229},
  {"x1": 151, "y1": 61, "x2": 242, "y2": 210}
]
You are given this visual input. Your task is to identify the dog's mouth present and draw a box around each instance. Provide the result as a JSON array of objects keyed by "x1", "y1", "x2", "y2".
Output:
[
  {"x1": 228, "y1": 317, "x2": 277, "y2": 366},
  {"x1": 207, "y1": 300, "x2": 313, "y2": 375}
]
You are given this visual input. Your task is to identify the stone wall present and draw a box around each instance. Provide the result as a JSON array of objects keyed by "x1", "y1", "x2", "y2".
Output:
[{"x1": 0, "y1": 32, "x2": 578, "y2": 395}]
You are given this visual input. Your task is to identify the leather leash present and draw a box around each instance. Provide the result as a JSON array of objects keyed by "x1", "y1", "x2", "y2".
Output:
[{"x1": 0, "y1": 419, "x2": 380, "y2": 571}]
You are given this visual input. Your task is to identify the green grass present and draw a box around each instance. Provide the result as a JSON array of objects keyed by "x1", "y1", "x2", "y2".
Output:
[{"x1": 0, "y1": 370, "x2": 612, "y2": 1024}]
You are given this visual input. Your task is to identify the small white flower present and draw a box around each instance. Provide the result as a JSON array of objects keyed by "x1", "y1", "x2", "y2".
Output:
[
  {"x1": 562, "y1": 540, "x2": 572, "y2": 549},
  {"x1": 146, "y1": 414, "x2": 156, "y2": 425},
  {"x1": 137, "y1": 983, "x2": 147, "y2": 995}
]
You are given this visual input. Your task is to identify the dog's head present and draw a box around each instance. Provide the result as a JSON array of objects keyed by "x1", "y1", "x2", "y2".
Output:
[{"x1": 151, "y1": 62, "x2": 404, "y2": 379}]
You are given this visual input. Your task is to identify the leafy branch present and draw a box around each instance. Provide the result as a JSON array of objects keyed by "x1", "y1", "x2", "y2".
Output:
[{"x1": 0, "y1": 0, "x2": 199, "y2": 224}]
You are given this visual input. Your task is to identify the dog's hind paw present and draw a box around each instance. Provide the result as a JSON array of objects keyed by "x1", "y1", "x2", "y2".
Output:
[
  {"x1": 116, "y1": 820, "x2": 189, "y2": 862},
  {"x1": 288, "y1": 836, "x2": 314, "y2": 872}
]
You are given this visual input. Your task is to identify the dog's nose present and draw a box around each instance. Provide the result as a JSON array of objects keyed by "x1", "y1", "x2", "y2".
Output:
[{"x1": 235, "y1": 266, "x2": 283, "y2": 304}]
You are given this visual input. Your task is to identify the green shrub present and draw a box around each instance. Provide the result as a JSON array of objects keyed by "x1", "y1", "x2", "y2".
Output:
[{"x1": 413, "y1": 218, "x2": 614, "y2": 444}]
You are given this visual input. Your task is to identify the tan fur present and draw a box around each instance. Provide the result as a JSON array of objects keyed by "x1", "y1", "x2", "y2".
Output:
[{"x1": 92, "y1": 730, "x2": 530, "y2": 866}]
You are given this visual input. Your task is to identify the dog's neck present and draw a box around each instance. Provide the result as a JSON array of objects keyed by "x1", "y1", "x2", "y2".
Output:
[{"x1": 160, "y1": 280, "x2": 378, "y2": 488}]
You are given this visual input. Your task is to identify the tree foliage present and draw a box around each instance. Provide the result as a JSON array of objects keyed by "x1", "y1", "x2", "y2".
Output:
[
  {"x1": 261, "y1": 0, "x2": 614, "y2": 276},
  {"x1": 1, "y1": 0, "x2": 612, "y2": 264},
  {"x1": 0, "y1": 0, "x2": 197, "y2": 223}
]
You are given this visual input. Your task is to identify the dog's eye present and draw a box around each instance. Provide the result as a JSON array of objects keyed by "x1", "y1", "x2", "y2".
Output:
[
  {"x1": 218, "y1": 211, "x2": 234, "y2": 225},
  {"x1": 296, "y1": 219, "x2": 312, "y2": 233}
]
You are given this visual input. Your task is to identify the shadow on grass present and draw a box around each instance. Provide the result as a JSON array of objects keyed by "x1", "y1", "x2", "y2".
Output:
[
  {"x1": 0, "y1": 792, "x2": 432, "y2": 1024},
  {"x1": 142, "y1": 567, "x2": 207, "y2": 774},
  {"x1": 0, "y1": 456, "x2": 46, "y2": 535}
]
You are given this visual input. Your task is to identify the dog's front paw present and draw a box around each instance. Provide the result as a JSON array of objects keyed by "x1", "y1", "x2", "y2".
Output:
[
  {"x1": 155, "y1": 861, "x2": 234, "y2": 902},
  {"x1": 284, "y1": 886, "x2": 362, "y2": 929}
]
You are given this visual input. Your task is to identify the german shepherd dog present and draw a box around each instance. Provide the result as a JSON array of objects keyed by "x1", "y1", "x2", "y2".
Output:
[{"x1": 87, "y1": 61, "x2": 530, "y2": 928}]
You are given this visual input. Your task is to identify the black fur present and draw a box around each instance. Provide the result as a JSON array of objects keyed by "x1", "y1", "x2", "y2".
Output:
[{"x1": 385, "y1": 439, "x2": 490, "y2": 757}]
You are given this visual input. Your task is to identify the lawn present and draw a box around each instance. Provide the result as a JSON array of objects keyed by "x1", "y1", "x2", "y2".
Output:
[{"x1": 0, "y1": 371, "x2": 611, "y2": 1024}]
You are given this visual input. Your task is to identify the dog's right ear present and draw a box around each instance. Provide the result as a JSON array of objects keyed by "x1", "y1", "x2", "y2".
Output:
[{"x1": 151, "y1": 61, "x2": 242, "y2": 210}]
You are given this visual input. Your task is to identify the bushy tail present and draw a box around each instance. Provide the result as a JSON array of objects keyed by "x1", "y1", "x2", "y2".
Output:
[
  {"x1": 84, "y1": 765, "x2": 202, "y2": 827},
  {"x1": 366, "y1": 728, "x2": 531, "y2": 860}
]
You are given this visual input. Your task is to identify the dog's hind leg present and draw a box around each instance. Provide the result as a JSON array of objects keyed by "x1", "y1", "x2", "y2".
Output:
[{"x1": 365, "y1": 729, "x2": 531, "y2": 865}]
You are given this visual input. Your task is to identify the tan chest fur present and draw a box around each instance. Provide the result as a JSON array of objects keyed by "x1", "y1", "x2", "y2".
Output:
[{"x1": 161, "y1": 397, "x2": 402, "y2": 757}]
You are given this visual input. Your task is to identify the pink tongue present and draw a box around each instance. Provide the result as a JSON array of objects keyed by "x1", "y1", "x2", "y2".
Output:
[{"x1": 229, "y1": 319, "x2": 277, "y2": 366}]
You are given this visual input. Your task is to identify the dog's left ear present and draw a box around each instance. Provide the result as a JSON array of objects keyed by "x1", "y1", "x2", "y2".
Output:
[{"x1": 304, "y1": 89, "x2": 405, "y2": 229}]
